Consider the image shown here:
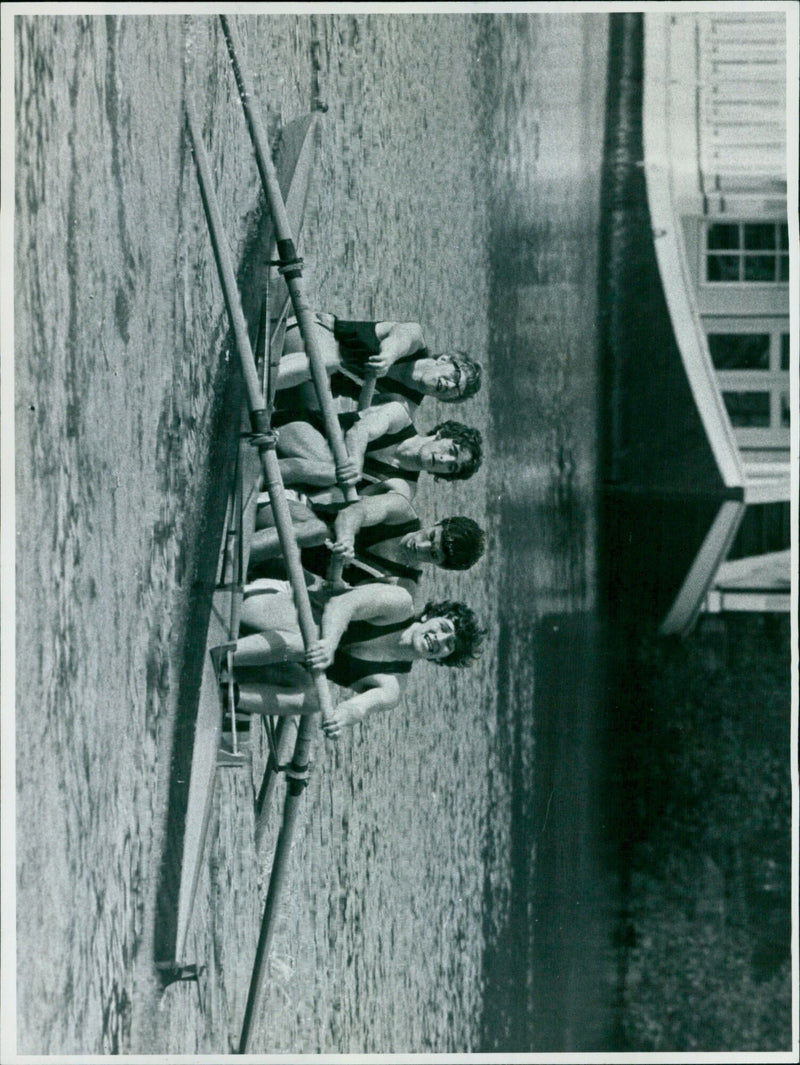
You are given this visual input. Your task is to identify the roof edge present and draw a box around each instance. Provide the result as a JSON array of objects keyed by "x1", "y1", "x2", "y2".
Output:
[{"x1": 642, "y1": 13, "x2": 745, "y2": 492}]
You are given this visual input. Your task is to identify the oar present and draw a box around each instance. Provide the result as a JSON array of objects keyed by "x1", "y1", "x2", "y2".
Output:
[
  {"x1": 254, "y1": 715, "x2": 298, "y2": 851},
  {"x1": 324, "y1": 541, "x2": 390, "y2": 590},
  {"x1": 328, "y1": 373, "x2": 372, "y2": 584},
  {"x1": 185, "y1": 100, "x2": 328, "y2": 705},
  {"x1": 219, "y1": 14, "x2": 358, "y2": 504},
  {"x1": 358, "y1": 373, "x2": 378, "y2": 411},
  {"x1": 186, "y1": 96, "x2": 329, "y2": 1055}
]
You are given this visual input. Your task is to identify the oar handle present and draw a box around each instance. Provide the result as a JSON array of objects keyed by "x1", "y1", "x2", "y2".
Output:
[
  {"x1": 358, "y1": 373, "x2": 377, "y2": 411},
  {"x1": 327, "y1": 554, "x2": 346, "y2": 587},
  {"x1": 258, "y1": 427, "x2": 333, "y2": 720}
]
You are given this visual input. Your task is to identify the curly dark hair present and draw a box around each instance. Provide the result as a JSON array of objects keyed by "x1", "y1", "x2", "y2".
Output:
[
  {"x1": 438, "y1": 516, "x2": 485, "y2": 570},
  {"x1": 431, "y1": 421, "x2": 483, "y2": 481},
  {"x1": 419, "y1": 599, "x2": 486, "y2": 668},
  {"x1": 435, "y1": 351, "x2": 482, "y2": 402}
]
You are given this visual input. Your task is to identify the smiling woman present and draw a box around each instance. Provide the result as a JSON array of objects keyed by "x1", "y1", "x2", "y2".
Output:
[{"x1": 225, "y1": 579, "x2": 486, "y2": 739}]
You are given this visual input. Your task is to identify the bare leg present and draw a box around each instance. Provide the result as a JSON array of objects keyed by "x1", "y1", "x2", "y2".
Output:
[
  {"x1": 270, "y1": 418, "x2": 336, "y2": 487},
  {"x1": 233, "y1": 630, "x2": 305, "y2": 669},
  {"x1": 238, "y1": 679, "x2": 319, "y2": 717},
  {"x1": 237, "y1": 662, "x2": 319, "y2": 716},
  {"x1": 250, "y1": 517, "x2": 328, "y2": 564},
  {"x1": 237, "y1": 580, "x2": 305, "y2": 669},
  {"x1": 278, "y1": 455, "x2": 338, "y2": 488},
  {"x1": 275, "y1": 421, "x2": 330, "y2": 458},
  {"x1": 235, "y1": 579, "x2": 323, "y2": 668},
  {"x1": 276, "y1": 322, "x2": 341, "y2": 390},
  {"x1": 251, "y1": 498, "x2": 328, "y2": 563},
  {"x1": 281, "y1": 324, "x2": 306, "y2": 356}
]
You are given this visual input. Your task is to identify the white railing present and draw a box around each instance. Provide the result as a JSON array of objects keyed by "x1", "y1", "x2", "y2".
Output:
[{"x1": 696, "y1": 13, "x2": 787, "y2": 197}]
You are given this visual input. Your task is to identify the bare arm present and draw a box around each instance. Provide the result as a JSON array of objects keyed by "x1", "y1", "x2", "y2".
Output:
[
  {"x1": 278, "y1": 456, "x2": 359, "y2": 489},
  {"x1": 323, "y1": 581, "x2": 412, "y2": 641},
  {"x1": 276, "y1": 422, "x2": 337, "y2": 487},
  {"x1": 332, "y1": 492, "x2": 414, "y2": 558},
  {"x1": 361, "y1": 475, "x2": 416, "y2": 502},
  {"x1": 278, "y1": 455, "x2": 337, "y2": 488},
  {"x1": 321, "y1": 674, "x2": 403, "y2": 740},
  {"x1": 331, "y1": 500, "x2": 369, "y2": 558},
  {"x1": 342, "y1": 401, "x2": 410, "y2": 476},
  {"x1": 370, "y1": 321, "x2": 426, "y2": 375}
]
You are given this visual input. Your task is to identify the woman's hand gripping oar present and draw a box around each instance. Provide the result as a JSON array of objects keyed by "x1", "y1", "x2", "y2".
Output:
[{"x1": 325, "y1": 527, "x2": 356, "y2": 591}]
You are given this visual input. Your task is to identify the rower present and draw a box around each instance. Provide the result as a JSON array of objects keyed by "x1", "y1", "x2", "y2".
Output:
[
  {"x1": 271, "y1": 399, "x2": 482, "y2": 503},
  {"x1": 219, "y1": 579, "x2": 486, "y2": 740},
  {"x1": 275, "y1": 312, "x2": 482, "y2": 414},
  {"x1": 247, "y1": 490, "x2": 486, "y2": 597}
]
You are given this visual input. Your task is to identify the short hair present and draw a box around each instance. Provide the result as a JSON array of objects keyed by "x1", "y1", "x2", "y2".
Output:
[
  {"x1": 420, "y1": 600, "x2": 486, "y2": 668},
  {"x1": 435, "y1": 351, "x2": 482, "y2": 402},
  {"x1": 431, "y1": 421, "x2": 483, "y2": 481},
  {"x1": 438, "y1": 517, "x2": 485, "y2": 570}
]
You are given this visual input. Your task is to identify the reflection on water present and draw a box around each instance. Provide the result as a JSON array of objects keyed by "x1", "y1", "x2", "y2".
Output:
[
  {"x1": 477, "y1": 13, "x2": 618, "y2": 1052},
  {"x1": 483, "y1": 610, "x2": 618, "y2": 1051}
]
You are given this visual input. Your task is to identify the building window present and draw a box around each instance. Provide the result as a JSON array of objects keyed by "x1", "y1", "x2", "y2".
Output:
[
  {"x1": 708, "y1": 334, "x2": 770, "y2": 371},
  {"x1": 722, "y1": 391, "x2": 771, "y2": 427},
  {"x1": 705, "y1": 222, "x2": 789, "y2": 284},
  {"x1": 705, "y1": 318, "x2": 790, "y2": 449}
]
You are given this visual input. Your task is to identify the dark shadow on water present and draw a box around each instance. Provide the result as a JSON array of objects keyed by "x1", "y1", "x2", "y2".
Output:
[
  {"x1": 480, "y1": 611, "x2": 620, "y2": 1053},
  {"x1": 594, "y1": 12, "x2": 746, "y2": 625},
  {"x1": 152, "y1": 199, "x2": 270, "y2": 969},
  {"x1": 151, "y1": 363, "x2": 240, "y2": 969},
  {"x1": 479, "y1": 12, "x2": 648, "y2": 1052},
  {"x1": 528, "y1": 614, "x2": 619, "y2": 1053}
]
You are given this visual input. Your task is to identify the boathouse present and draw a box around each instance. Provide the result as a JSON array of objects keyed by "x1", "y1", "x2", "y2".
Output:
[{"x1": 640, "y1": 11, "x2": 790, "y2": 634}]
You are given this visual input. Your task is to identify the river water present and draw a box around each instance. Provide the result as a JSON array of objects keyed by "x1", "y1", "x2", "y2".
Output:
[{"x1": 13, "y1": 12, "x2": 610, "y2": 1055}]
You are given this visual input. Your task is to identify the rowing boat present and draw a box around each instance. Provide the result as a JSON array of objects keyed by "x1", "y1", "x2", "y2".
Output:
[{"x1": 169, "y1": 111, "x2": 320, "y2": 970}]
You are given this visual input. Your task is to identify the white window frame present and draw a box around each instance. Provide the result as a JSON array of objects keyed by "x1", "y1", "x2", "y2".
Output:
[
  {"x1": 705, "y1": 317, "x2": 790, "y2": 448},
  {"x1": 702, "y1": 220, "x2": 790, "y2": 286}
]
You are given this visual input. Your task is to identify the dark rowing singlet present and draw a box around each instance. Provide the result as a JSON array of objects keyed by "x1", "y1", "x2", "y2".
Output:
[
  {"x1": 330, "y1": 318, "x2": 429, "y2": 403},
  {"x1": 327, "y1": 615, "x2": 414, "y2": 689},
  {"x1": 302, "y1": 511, "x2": 423, "y2": 585},
  {"x1": 352, "y1": 517, "x2": 422, "y2": 581},
  {"x1": 274, "y1": 406, "x2": 420, "y2": 499},
  {"x1": 271, "y1": 408, "x2": 361, "y2": 435},
  {"x1": 361, "y1": 420, "x2": 420, "y2": 486}
]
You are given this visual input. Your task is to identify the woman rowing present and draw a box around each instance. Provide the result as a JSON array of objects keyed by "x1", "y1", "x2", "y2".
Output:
[
  {"x1": 219, "y1": 579, "x2": 485, "y2": 740},
  {"x1": 275, "y1": 312, "x2": 482, "y2": 413},
  {"x1": 273, "y1": 398, "x2": 482, "y2": 503},
  {"x1": 248, "y1": 489, "x2": 485, "y2": 600}
]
